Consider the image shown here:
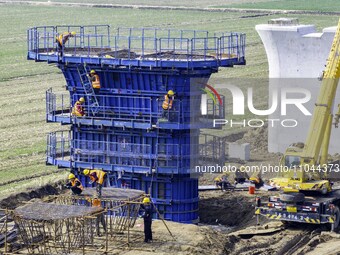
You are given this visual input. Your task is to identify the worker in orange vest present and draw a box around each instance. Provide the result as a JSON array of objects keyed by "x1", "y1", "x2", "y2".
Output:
[
  {"x1": 55, "y1": 31, "x2": 76, "y2": 57},
  {"x1": 86, "y1": 195, "x2": 107, "y2": 236},
  {"x1": 65, "y1": 173, "x2": 84, "y2": 195},
  {"x1": 161, "y1": 90, "x2": 175, "y2": 120},
  {"x1": 89, "y1": 70, "x2": 101, "y2": 94},
  {"x1": 72, "y1": 97, "x2": 85, "y2": 117},
  {"x1": 83, "y1": 169, "x2": 107, "y2": 198}
]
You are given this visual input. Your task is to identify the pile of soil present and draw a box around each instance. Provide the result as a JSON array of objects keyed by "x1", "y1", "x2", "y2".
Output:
[{"x1": 199, "y1": 190, "x2": 255, "y2": 227}]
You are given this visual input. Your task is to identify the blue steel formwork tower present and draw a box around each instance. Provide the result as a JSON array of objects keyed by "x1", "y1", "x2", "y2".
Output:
[{"x1": 27, "y1": 25, "x2": 245, "y2": 223}]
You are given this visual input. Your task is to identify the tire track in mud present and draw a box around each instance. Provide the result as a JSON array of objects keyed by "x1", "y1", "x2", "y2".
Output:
[
  {"x1": 277, "y1": 229, "x2": 320, "y2": 255},
  {"x1": 226, "y1": 225, "x2": 325, "y2": 255}
]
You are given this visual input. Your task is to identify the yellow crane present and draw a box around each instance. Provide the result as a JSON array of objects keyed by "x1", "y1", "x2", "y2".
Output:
[
  {"x1": 256, "y1": 19, "x2": 340, "y2": 231},
  {"x1": 270, "y1": 18, "x2": 340, "y2": 194}
]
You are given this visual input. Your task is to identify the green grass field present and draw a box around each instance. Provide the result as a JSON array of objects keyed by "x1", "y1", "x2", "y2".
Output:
[
  {"x1": 224, "y1": 0, "x2": 340, "y2": 12},
  {"x1": 0, "y1": 2, "x2": 338, "y2": 200},
  {"x1": 4, "y1": 0, "x2": 268, "y2": 7}
]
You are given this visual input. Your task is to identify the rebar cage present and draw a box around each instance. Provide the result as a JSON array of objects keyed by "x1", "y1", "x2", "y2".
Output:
[{"x1": 55, "y1": 188, "x2": 143, "y2": 234}]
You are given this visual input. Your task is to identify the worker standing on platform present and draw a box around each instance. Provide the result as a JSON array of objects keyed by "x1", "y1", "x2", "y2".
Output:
[
  {"x1": 140, "y1": 197, "x2": 153, "y2": 243},
  {"x1": 89, "y1": 70, "x2": 101, "y2": 94},
  {"x1": 55, "y1": 31, "x2": 76, "y2": 57},
  {"x1": 65, "y1": 173, "x2": 84, "y2": 195},
  {"x1": 161, "y1": 90, "x2": 175, "y2": 120},
  {"x1": 83, "y1": 169, "x2": 107, "y2": 198},
  {"x1": 72, "y1": 97, "x2": 85, "y2": 117}
]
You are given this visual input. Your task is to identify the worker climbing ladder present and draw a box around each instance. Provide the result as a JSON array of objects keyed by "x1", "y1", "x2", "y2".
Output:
[{"x1": 77, "y1": 64, "x2": 100, "y2": 116}]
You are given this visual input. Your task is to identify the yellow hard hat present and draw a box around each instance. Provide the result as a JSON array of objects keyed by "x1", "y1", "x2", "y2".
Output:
[
  {"x1": 167, "y1": 90, "x2": 175, "y2": 96},
  {"x1": 71, "y1": 31, "x2": 76, "y2": 36},
  {"x1": 68, "y1": 173, "x2": 75, "y2": 179},
  {"x1": 90, "y1": 70, "x2": 96, "y2": 74},
  {"x1": 143, "y1": 197, "x2": 151, "y2": 204},
  {"x1": 79, "y1": 97, "x2": 85, "y2": 103},
  {"x1": 83, "y1": 169, "x2": 90, "y2": 175},
  {"x1": 214, "y1": 177, "x2": 220, "y2": 182}
]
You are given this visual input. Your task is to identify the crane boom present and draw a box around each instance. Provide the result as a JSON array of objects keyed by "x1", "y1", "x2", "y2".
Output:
[
  {"x1": 301, "y1": 18, "x2": 340, "y2": 166},
  {"x1": 271, "y1": 19, "x2": 340, "y2": 193}
]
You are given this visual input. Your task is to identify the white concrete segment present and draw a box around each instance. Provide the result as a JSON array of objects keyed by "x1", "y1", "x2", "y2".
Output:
[
  {"x1": 229, "y1": 143, "x2": 250, "y2": 160},
  {"x1": 256, "y1": 19, "x2": 339, "y2": 153}
]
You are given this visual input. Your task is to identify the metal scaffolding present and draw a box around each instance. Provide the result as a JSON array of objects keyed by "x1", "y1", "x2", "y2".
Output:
[{"x1": 0, "y1": 188, "x2": 145, "y2": 255}]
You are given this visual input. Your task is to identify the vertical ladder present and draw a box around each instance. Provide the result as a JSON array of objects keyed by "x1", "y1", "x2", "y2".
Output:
[{"x1": 77, "y1": 64, "x2": 100, "y2": 115}]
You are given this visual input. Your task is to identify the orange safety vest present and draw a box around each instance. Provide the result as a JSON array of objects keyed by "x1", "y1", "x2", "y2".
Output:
[
  {"x1": 56, "y1": 33, "x2": 71, "y2": 46},
  {"x1": 92, "y1": 198, "x2": 102, "y2": 207},
  {"x1": 89, "y1": 170, "x2": 107, "y2": 185},
  {"x1": 91, "y1": 74, "x2": 101, "y2": 89},
  {"x1": 72, "y1": 101, "x2": 85, "y2": 116},
  {"x1": 71, "y1": 178, "x2": 84, "y2": 190},
  {"x1": 162, "y1": 95, "x2": 174, "y2": 110}
]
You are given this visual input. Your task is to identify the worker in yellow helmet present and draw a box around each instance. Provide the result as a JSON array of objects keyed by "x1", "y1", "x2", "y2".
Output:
[
  {"x1": 249, "y1": 172, "x2": 264, "y2": 189},
  {"x1": 89, "y1": 70, "x2": 101, "y2": 94},
  {"x1": 214, "y1": 174, "x2": 230, "y2": 191},
  {"x1": 86, "y1": 195, "x2": 106, "y2": 236},
  {"x1": 65, "y1": 173, "x2": 84, "y2": 195},
  {"x1": 83, "y1": 169, "x2": 107, "y2": 198},
  {"x1": 140, "y1": 196, "x2": 154, "y2": 243},
  {"x1": 161, "y1": 90, "x2": 175, "y2": 121},
  {"x1": 55, "y1": 31, "x2": 76, "y2": 57},
  {"x1": 72, "y1": 97, "x2": 85, "y2": 117}
]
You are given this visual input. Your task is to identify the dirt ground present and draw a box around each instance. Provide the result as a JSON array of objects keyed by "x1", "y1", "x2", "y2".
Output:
[{"x1": 3, "y1": 126, "x2": 340, "y2": 255}]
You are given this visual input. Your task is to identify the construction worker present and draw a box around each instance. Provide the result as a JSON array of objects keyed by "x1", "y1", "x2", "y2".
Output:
[
  {"x1": 214, "y1": 174, "x2": 230, "y2": 191},
  {"x1": 72, "y1": 97, "x2": 85, "y2": 117},
  {"x1": 234, "y1": 166, "x2": 249, "y2": 184},
  {"x1": 83, "y1": 169, "x2": 107, "y2": 198},
  {"x1": 90, "y1": 196, "x2": 107, "y2": 236},
  {"x1": 65, "y1": 173, "x2": 84, "y2": 195},
  {"x1": 89, "y1": 70, "x2": 101, "y2": 94},
  {"x1": 140, "y1": 197, "x2": 153, "y2": 243},
  {"x1": 161, "y1": 90, "x2": 175, "y2": 120},
  {"x1": 249, "y1": 174, "x2": 264, "y2": 189},
  {"x1": 55, "y1": 31, "x2": 76, "y2": 57}
]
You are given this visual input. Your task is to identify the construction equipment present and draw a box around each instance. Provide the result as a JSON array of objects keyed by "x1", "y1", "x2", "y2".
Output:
[
  {"x1": 256, "y1": 19, "x2": 340, "y2": 230},
  {"x1": 271, "y1": 19, "x2": 340, "y2": 193},
  {"x1": 77, "y1": 64, "x2": 99, "y2": 116}
]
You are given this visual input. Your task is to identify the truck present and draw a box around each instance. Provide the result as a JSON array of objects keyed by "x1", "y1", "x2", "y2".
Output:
[{"x1": 255, "y1": 18, "x2": 340, "y2": 231}]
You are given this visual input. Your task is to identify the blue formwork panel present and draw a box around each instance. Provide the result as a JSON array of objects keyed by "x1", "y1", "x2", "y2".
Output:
[
  {"x1": 61, "y1": 64, "x2": 213, "y2": 94},
  {"x1": 31, "y1": 25, "x2": 246, "y2": 224},
  {"x1": 61, "y1": 65, "x2": 215, "y2": 124},
  {"x1": 130, "y1": 175, "x2": 199, "y2": 223},
  {"x1": 73, "y1": 173, "x2": 198, "y2": 223},
  {"x1": 46, "y1": 128, "x2": 200, "y2": 175},
  {"x1": 69, "y1": 127, "x2": 199, "y2": 174}
]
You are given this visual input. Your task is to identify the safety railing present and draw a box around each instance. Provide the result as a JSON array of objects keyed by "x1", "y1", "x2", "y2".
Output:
[
  {"x1": 156, "y1": 143, "x2": 197, "y2": 169},
  {"x1": 46, "y1": 88, "x2": 71, "y2": 118},
  {"x1": 46, "y1": 89, "x2": 224, "y2": 126},
  {"x1": 47, "y1": 131, "x2": 71, "y2": 161},
  {"x1": 47, "y1": 131, "x2": 199, "y2": 170},
  {"x1": 199, "y1": 134, "x2": 227, "y2": 164},
  {"x1": 157, "y1": 95, "x2": 225, "y2": 124},
  {"x1": 71, "y1": 93, "x2": 153, "y2": 122},
  {"x1": 27, "y1": 25, "x2": 246, "y2": 64},
  {"x1": 72, "y1": 139, "x2": 153, "y2": 167}
]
